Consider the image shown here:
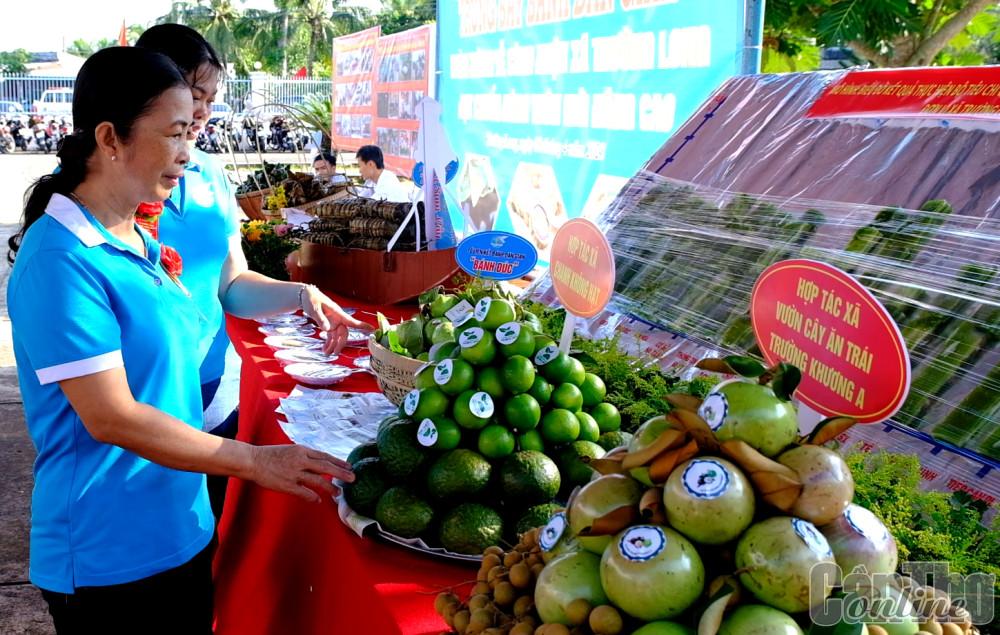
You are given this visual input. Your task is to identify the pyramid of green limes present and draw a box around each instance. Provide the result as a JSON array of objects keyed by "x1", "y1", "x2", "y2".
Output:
[{"x1": 345, "y1": 292, "x2": 626, "y2": 554}]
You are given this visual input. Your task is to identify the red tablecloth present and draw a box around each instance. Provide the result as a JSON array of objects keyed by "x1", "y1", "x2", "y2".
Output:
[{"x1": 213, "y1": 298, "x2": 473, "y2": 635}]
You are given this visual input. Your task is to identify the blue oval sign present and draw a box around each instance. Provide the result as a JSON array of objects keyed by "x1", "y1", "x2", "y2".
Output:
[{"x1": 455, "y1": 231, "x2": 538, "y2": 280}]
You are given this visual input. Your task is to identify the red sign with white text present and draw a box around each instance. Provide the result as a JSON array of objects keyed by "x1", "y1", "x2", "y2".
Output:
[
  {"x1": 332, "y1": 26, "x2": 380, "y2": 150},
  {"x1": 549, "y1": 219, "x2": 615, "y2": 318},
  {"x1": 750, "y1": 259, "x2": 910, "y2": 424},
  {"x1": 373, "y1": 24, "x2": 435, "y2": 175},
  {"x1": 806, "y1": 67, "x2": 1000, "y2": 120}
]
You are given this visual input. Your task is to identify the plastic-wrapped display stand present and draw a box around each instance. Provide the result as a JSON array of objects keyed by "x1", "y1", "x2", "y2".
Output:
[{"x1": 527, "y1": 68, "x2": 1000, "y2": 512}]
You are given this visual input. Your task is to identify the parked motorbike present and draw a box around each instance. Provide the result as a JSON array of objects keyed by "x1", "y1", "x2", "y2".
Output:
[{"x1": 0, "y1": 119, "x2": 15, "y2": 153}]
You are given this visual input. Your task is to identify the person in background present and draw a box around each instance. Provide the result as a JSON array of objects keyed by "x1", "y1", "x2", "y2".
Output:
[
  {"x1": 136, "y1": 24, "x2": 368, "y2": 520},
  {"x1": 357, "y1": 144, "x2": 412, "y2": 203},
  {"x1": 313, "y1": 150, "x2": 348, "y2": 185},
  {"x1": 7, "y1": 46, "x2": 354, "y2": 635}
]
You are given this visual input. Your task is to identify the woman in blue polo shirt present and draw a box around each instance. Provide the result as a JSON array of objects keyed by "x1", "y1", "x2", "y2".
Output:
[
  {"x1": 135, "y1": 25, "x2": 367, "y2": 518},
  {"x1": 8, "y1": 47, "x2": 353, "y2": 634}
]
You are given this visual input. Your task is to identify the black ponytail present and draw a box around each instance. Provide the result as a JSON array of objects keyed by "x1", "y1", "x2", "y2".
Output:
[{"x1": 8, "y1": 47, "x2": 186, "y2": 263}]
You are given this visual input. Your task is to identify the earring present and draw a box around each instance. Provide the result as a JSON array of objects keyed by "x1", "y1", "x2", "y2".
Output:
[{"x1": 111, "y1": 155, "x2": 117, "y2": 161}]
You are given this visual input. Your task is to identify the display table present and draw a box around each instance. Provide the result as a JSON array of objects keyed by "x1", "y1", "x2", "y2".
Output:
[{"x1": 213, "y1": 299, "x2": 471, "y2": 635}]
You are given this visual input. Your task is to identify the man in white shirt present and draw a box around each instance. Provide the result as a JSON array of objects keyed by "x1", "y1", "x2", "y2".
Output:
[{"x1": 357, "y1": 144, "x2": 413, "y2": 203}]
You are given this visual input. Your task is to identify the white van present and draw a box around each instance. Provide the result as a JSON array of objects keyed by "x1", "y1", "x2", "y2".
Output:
[{"x1": 33, "y1": 88, "x2": 74, "y2": 116}]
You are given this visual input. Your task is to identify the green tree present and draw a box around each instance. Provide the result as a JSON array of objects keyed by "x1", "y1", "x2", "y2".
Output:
[
  {"x1": 157, "y1": 0, "x2": 243, "y2": 68},
  {"x1": 376, "y1": 0, "x2": 436, "y2": 36},
  {"x1": 66, "y1": 39, "x2": 95, "y2": 58},
  {"x1": 0, "y1": 49, "x2": 30, "y2": 74},
  {"x1": 279, "y1": 0, "x2": 368, "y2": 76},
  {"x1": 765, "y1": 0, "x2": 998, "y2": 70}
]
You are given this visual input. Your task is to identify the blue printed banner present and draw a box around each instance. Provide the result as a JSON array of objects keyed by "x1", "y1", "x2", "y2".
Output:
[
  {"x1": 438, "y1": 0, "x2": 747, "y2": 261},
  {"x1": 455, "y1": 231, "x2": 539, "y2": 280}
]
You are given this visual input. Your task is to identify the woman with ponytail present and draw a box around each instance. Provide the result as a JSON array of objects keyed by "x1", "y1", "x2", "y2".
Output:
[
  {"x1": 7, "y1": 47, "x2": 353, "y2": 634},
  {"x1": 135, "y1": 24, "x2": 367, "y2": 520}
]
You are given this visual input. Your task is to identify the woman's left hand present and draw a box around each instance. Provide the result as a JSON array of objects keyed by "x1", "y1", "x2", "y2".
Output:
[{"x1": 300, "y1": 286, "x2": 371, "y2": 354}]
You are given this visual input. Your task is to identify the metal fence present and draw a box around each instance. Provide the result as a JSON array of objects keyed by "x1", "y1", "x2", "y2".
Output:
[{"x1": 0, "y1": 73, "x2": 333, "y2": 118}]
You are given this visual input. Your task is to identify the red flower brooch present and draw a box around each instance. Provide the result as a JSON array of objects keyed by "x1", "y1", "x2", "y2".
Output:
[{"x1": 136, "y1": 201, "x2": 183, "y2": 277}]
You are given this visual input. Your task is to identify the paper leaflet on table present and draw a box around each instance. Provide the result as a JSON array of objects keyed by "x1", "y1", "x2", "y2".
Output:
[
  {"x1": 412, "y1": 96, "x2": 458, "y2": 250},
  {"x1": 276, "y1": 387, "x2": 396, "y2": 460}
]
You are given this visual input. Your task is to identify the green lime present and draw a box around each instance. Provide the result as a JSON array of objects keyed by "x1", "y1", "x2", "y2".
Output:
[
  {"x1": 474, "y1": 298, "x2": 517, "y2": 330},
  {"x1": 458, "y1": 327, "x2": 497, "y2": 366},
  {"x1": 423, "y1": 317, "x2": 445, "y2": 344},
  {"x1": 528, "y1": 376, "x2": 553, "y2": 406},
  {"x1": 517, "y1": 429, "x2": 545, "y2": 452},
  {"x1": 413, "y1": 363, "x2": 437, "y2": 390},
  {"x1": 400, "y1": 387, "x2": 450, "y2": 421},
  {"x1": 535, "y1": 346, "x2": 574, "y2": 384},
  {"x1": 575, "y1": 412, "x2": 601, "y2": 442},
  {"x1": 501, "y1": 355, "x2": 536, "y2": 394},
  {"x1": 428, "y1": 341, "x2": 460, "y2": 362},
  {"x1": 495, "y1": 321, "x2": 536, "y2": 358},
  {"x1": 416, "y1": 417, "x2": 462, "y2": 450},
  {"x1": 428, "y1": 293, "x2": 459, "y2": 318},
  {"x1": 565, "y1": 357, "x2": 587, "y2": 387},
  {"x1": 478, "y1": 424, "x2": 516, "y2": 459},
  {"x1": 504, "y1": 393, "x2": 542, "y2": 432},
  {"x1": 551, "y1": 383, "x2": 584, "y2": 412},
  {"x1": 476, "y1": 366, "x2": 506, "y2": 400},
  {"x1": 433, "y1": 358, "x2": 476, "y2": 396},
  {"x1": 452, "y1": 389, "x2": 495, "y2": 430},
  {"x1": 540, "y1": 409, "x2": 580, "y2": 444},
  {"x1": 533, "y1": 334, "x2": 556, "y2": 355},
  {"x1": 590, "y1": 402, "x2": 622, "y2": 433},
  {"x1": 430, "y1": 321, "x2": 456, "y2": 345},
  {"x1": 416, "y1": 352, "x2": 429, "y2": 361},
  {"x1": 579, "y1": 373, "x2": 607, "y2": 406},
  {"x1": 521, "y1": 311, "x2": 544, "y2": 334}
]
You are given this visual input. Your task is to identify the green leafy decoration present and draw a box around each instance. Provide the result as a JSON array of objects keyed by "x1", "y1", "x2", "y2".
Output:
[
  {"x1": 770, "y1": 362, "x2": 802, "y2": 401},
  {"x1": 846, "y1": 449, "x2": 1000, "y2": 594},
  {"x1": 724, "y1": 355, "x2": 767, "y2": 378}
]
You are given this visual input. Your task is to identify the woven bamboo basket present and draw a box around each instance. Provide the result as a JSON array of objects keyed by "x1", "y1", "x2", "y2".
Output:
[
  {"x1": 236, "y1": 188, "x2": 272, "y2": 221},
  {"x1": 367, "y1": 335, "x2": 424, "y2": 405}
]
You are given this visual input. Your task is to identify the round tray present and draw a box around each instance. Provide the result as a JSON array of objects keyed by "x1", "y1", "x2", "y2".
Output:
[{"x1": 335, "y1": 493, "x2": 481, "y2": 564}]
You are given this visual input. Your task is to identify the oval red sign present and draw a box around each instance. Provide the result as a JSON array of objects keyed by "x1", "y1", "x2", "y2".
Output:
[
  {"x1": 549, "y1": 219, "x2": 615, "y2": 318},
  {"x1": 750, "y1": 259, "x2": 910, "y2": 424}
]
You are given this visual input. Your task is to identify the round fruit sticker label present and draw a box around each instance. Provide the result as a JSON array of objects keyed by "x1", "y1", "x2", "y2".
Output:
[
  {"x1": 792, "y1": 518, "x2": 834, "y2": 558},
  {"x1": 682, "y1": 459, "x2": 731, "y2": 500},
  {"x1": 434, "y1": 359, "x2": 454, "y2": 386},
  {"x1": 534, "y1": 344, "x2": 559, "y2": 366},
  {"x1": 619, "y1": 526, "x2": 666, "y2": 562},
  {"x1": 417, "y1": 418, "x2": 438, "y2": 448},
  {"x1": 403, "y1": 389, "x2": 420, "y2": 417},
  {"x1": 845, "y1": 505, "x2": 888, "y2": 543},
  {"x1": 459, "y1": 327, "x2": 485, "y2": 348},
  {"x1": 474, "y1": 298, "x2": 492, "y2": 321},
  {"x1": 469, "y1": 391, "x2": 495, "y2": 418},
  {"x1": 698, "y1": 391, "x2": 729, "y2": 432},
  {"x1": 496, "y1": 322, "x2": 521, "y2": 345},
  {"x1": 539, "y1": 512, "x2": 567, "y2": 552}
]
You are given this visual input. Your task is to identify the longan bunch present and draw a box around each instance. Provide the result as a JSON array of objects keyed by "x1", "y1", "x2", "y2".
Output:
[{"x1": 435, "y1": 528, "x2": 548, "y2": 635}]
